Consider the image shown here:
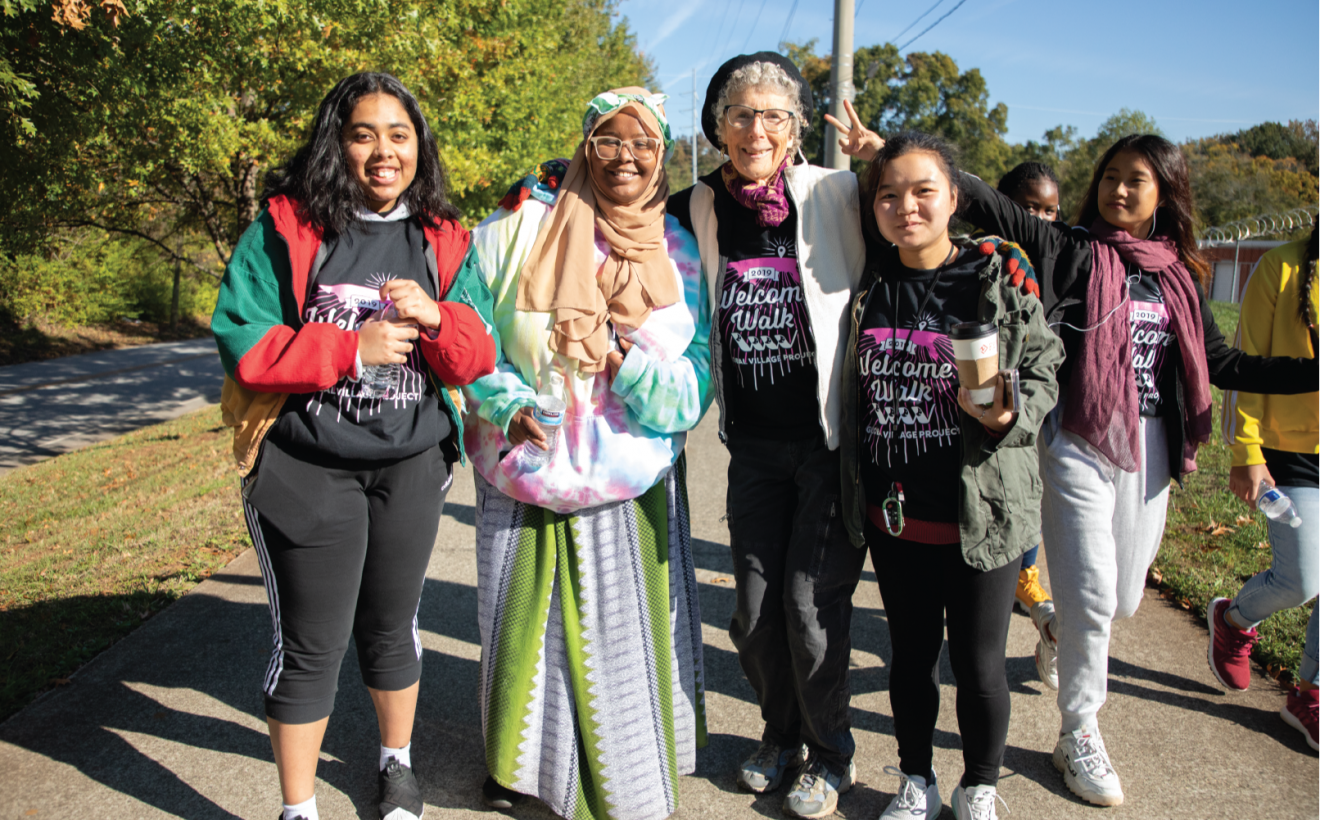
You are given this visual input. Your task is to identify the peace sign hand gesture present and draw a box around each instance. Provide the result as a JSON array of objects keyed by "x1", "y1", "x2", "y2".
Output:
[{"x1": 823, "y1": 99, "x2": 884, "y2": 162}]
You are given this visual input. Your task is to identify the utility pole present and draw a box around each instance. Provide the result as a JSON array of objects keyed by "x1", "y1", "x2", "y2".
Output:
[
  {"x1": 825, "y1": 0, "x2": 855, "y2": 170},
  {"x1": 691, "y1": 68, "x2": 698, "y2": 185}
]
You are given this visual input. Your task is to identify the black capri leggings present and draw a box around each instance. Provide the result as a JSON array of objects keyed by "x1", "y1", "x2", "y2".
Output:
[
  {"x1": 866, "y1": 521, "x2": 1018, "y2": 788},
  {"x1": 241, "y1": 437, "x2": 450, "y2": 724}
]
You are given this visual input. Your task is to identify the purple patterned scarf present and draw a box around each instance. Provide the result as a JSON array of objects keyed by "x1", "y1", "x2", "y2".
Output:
[
  {"x1": 721, "y1": 159, "x2": 790, "y2": 227},
  {"x1": 1063, "y1": 218, "x2": 1212, "y2": 475}
]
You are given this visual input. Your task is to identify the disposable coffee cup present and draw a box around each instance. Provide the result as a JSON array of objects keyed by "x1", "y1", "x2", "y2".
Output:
[{"x1": 950, "y1": 322, "x2": 999, "y2": 406}]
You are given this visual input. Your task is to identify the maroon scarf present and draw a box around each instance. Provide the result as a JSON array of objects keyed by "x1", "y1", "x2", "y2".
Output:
[
  {"x1": 721, "y1": 159, "x2": 790, "y2": 227},
  {"x1": 1063, "y1": 218, "x2": 1212, "y2": 475}
]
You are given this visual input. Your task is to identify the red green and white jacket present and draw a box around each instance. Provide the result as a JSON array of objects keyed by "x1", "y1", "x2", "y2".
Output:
[{"x1": 212, "y1": 195, "x2": 497, "y2": 471}]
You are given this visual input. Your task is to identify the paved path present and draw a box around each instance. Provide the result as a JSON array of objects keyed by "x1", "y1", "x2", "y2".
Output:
[
  {"x1": 0, "y1": 339, "x2": 225, "y2": 473},
  {"x1": 0, "y1": 414, "x2": 1315, "y2": 819}
]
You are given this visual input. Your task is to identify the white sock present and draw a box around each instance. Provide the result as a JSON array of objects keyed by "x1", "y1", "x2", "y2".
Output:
[
  {"x1": 381, "y1": 742, "x2": 412, "y2": 771},
  {"x1": 283, "y1": 795, "x2": 317, "y2": 820}
]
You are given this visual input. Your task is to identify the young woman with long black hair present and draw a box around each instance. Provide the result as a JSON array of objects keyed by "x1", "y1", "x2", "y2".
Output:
[
  {"x1": 838, "y1": 132, "x2": 1063, "y2": 820},
  {"x1": 955, "y1": 135, "x2": 1319, "y2": 806},
  {"x1": 212, "y1": 72, "x2": 497, "y2": 820}
]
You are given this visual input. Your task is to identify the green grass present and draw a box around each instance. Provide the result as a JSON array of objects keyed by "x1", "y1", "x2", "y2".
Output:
[
  {"x1": 0, "y1": 406, "x2": 249, "y2": 719},
  {"x1": 1152, "y1": 300, "x2": 1313, "y2": 684}
]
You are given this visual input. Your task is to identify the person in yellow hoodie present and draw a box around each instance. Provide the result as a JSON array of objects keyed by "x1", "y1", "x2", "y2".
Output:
[{"x1": 1209, "y1": 227, "x2": 1318, "y2": 752}]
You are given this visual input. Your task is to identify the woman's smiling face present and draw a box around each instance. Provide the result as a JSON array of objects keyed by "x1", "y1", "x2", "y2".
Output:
[
  {"x1": 1097, "y1": 150, "x2": 1162, "y2": 237},
  {"x1": 873, "y1": 150, "x2": 959, "y2": 259},
  {"x1": 342, "y1": 93, "x2": 418, "y2": 214},
  {"x1": 587, "y1": 111, "x2": 658, "y2": 205},
  {"x1": 722, "y1": 87, "x2": 795, "y2": 186}
]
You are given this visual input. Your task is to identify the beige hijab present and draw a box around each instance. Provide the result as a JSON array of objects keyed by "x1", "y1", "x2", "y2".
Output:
[{"x1": 516, "y1": 87, "x2": 679, "y2": 373}]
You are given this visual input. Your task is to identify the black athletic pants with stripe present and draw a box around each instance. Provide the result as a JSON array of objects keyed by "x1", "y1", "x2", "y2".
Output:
[{"x1": 241, "y1": 437, "x2": 451, "y2": 724}]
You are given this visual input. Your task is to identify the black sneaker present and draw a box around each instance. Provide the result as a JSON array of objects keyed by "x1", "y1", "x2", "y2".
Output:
[
  {"x1": 379, "y1": 756, "x2": 425, "y2": 820},
  {"x1": 482, "y1": 775, "x2": 525, "y2": 810},
  {"x1": 276, "y1": 814, "x2": 310, "y2": 820}
]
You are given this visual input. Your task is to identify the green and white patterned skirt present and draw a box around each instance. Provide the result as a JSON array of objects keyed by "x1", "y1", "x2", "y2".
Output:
[{"x1": 475, "y1": 453, "x2": 706, "y2": 820}]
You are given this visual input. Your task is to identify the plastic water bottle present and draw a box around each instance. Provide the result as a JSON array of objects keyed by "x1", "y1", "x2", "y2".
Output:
[
  {"x1": 358, "y1": 362, "x2": 400, "y2": 398},
  {"x1": 358, "y1": 305, "x2": 401, "y2": 398},
  {"x1": 1258, "y1": 480, "x2": 1302, "y2": 528},
  {"x1": 522, "y1": 372, "x2": 566, "y2": 469}
]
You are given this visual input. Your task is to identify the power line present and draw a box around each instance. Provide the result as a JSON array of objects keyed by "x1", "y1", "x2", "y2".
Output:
[
  {"x1": 891, "y1": 0, "x2": 944, "y2": 43},
  {"x1": 777, "y1": 0, "x2": 800, "y2": 48},
  {"x1": 855, "y1": 0, "x2": 865, "y2": 17},
  {"x1": 897, "y1": 0, "x2": 967, "y2": 51},
  {"x1": 741, "y1": 0, "x2": 772, "y2": 52},
  {"x1": 720, "y1": 0, "x2": 749, "y2": 61},
  {"x1": 701, "y1": 1, "x2": 735, "y2": 70}
]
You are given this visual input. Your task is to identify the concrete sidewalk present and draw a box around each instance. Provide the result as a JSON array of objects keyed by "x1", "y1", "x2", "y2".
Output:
[
  {"x1": 1, "y1": 414, "x2": 1315, "y2": 819},
  {"x1": 0, "y1": 338, "x2": 224, "y2": 473}
]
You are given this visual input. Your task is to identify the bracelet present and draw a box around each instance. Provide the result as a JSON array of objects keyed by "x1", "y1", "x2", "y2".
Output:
[{"x1": 977, "y1": 407, "x2": 989, "y2": 421}]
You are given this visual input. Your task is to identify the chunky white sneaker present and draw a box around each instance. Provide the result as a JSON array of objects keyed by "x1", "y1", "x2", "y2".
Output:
[
  {"x1": 1053, "y1": 727, "x2": 1124, "y2": 806},
  {"x1": 1031, "y1": 601, "x2": 1058, "y2": 691},
  {"x1": 878, "y1": 766, "x2": 940, "y2": 820},
  {"x1": 951, "y1": 784, "x2": 1007, "y2": 820},
  {"x1": 782, "y1": 758, "x2": 854, "y2": 818}
]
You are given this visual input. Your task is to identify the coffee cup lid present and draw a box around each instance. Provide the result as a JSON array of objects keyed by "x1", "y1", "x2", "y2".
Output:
[{"x1": 949, "y1": 321, "x2": 997, "y2": 340}]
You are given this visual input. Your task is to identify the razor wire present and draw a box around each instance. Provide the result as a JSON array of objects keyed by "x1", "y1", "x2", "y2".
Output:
[{"x1": 1199, "y1": 207, "x2": 1318, "y2": 247}]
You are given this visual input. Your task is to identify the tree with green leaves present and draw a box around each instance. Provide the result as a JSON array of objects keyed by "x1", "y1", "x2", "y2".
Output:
[
  {"x1": 0, "y1": 0, "x2": 652, "y2": 278},
  {"x1": 783, "y1": 40, "x2": 1012, "y2": 181}
]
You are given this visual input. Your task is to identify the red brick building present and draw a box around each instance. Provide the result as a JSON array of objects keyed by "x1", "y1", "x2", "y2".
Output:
[{"x1": 1200, "y1": 240, "x2": 1284, "y2": 302}]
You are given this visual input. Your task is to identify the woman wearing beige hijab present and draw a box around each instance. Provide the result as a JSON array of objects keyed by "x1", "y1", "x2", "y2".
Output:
[{"x1": 461, "y1": 88, "x2": 712, "y2": 820}]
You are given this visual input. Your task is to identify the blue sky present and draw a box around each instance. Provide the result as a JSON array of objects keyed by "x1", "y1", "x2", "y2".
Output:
[{"x1": 616, "y1": 0, "x2": 1320, "y2": 145}]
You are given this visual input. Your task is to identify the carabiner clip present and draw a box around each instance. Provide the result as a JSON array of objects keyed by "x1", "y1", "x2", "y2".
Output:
[{"x1": 882, "y1": 482, "x2": 905, "y2": 536}]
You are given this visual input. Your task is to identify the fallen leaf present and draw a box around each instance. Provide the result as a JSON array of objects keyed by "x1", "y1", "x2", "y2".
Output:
[
  {"x1": 1256, "y1": 541, "x2": 1271, "y2": 550},
  {"x1": 1209, "y1": 525, "x2": 1234, "y2": 537},
  {"x1": 1148, "y1": 568, "x2": 1163, "y2": 584},
  {"x1": 48, "y1": 677, "x2": 71, "y2": 686},
  {"x1": 1234, "y1": 515, "x2": 1253, "y2": 526}
]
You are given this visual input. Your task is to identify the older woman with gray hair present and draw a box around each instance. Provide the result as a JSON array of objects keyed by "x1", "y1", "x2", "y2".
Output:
[{"x1": 668, "y1": 52, "x2": 870, "y2": 819}]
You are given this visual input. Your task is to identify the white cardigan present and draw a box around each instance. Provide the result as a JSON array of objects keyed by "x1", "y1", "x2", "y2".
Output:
[{"x1": 687, "y1": 162, "x2": 866, "y2": 449}]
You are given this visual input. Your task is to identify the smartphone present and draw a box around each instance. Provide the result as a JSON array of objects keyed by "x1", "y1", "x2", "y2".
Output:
[{"x1": 1001, "y1": 369, "x2": 1021, "y2": 413}]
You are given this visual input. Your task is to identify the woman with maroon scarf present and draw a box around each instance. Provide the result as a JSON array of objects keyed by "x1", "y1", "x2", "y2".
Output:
[
  {"x1": 667, "y1": 52, "x2": 867, "y2": 819},
  {"x1": 955, "y1": 135, "x2": 1318, "y2": 807}
]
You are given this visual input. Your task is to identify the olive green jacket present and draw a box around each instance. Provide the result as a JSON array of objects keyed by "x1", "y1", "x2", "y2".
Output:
[{"x1": 839, "y1": 240, "x2": 1065, "y2": 571}]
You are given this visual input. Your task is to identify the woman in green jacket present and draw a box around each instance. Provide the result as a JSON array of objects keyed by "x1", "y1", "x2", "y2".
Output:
[{"x1": 838, "y1": 132, "x2": 1062, "y2": 820}]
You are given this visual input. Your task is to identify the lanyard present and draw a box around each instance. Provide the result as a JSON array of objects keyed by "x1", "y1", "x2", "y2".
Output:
[{"x1": 885, "y1": 244, "x2": 957, "y2": 429}]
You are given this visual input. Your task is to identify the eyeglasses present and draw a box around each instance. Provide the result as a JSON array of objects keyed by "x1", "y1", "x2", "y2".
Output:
[
  {"x1": 723, "y1": 105, "x2": 795, "y2": 133},
  {"x1": 589, "y1": 136, "x2": 662, "y2": 161}
]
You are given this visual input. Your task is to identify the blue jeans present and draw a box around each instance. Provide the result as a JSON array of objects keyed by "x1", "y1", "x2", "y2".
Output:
[{"x1": 1229, "y1": 485, "x2": 1319, "y2": 685}]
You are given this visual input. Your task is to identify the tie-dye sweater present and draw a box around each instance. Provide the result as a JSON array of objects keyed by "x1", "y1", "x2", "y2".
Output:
[{"x1": 462, "y1": 190, "x2": 713, "y2": 514}]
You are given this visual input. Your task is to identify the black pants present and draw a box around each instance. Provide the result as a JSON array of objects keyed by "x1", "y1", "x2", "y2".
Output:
[
  {"x1": 242, "y1": 437, "x2": 450, "y2": 724},
  {"x1": 726, "y1": 431, "x2": 868, "y2": 774},
  {"x1": 866, "y1": 521, "x2": 1017, "y2": 788}
]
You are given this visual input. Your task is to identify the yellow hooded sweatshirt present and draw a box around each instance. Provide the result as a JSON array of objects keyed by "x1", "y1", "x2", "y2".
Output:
[{"x1": 1221, "y1": 239, "x2": 1319, "y2": 465}]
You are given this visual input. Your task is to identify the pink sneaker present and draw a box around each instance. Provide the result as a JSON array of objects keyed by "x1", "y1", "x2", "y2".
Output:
[
  {"x1": 1206, "y1": 597, "x2": 1256, "y2": 691},
  {"x1": 1281, "y1": 686, "x2": 1319, "y2": 752}
]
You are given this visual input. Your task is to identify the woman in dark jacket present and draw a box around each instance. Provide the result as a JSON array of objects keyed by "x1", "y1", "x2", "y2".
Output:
[{"x1": 956, "y1": 134, "x2": 1319, "y2": 808}]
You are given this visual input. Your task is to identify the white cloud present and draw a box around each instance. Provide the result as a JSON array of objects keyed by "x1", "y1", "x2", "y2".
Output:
[{"x1": 644, "y1": 0, "x2": 704, "y2": 51}]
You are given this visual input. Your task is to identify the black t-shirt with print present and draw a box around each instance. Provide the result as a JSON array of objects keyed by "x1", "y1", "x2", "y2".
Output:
[
  {"x1": 270, "y1": 215, "x2": 450, "y2": 462},
  {"x1": 1128, "y1": 270, "x2": 1179, "y2": 418},
  {"x1": 858, "y1": 246, "x2": 984, "y2": 523},
  {"x1": 712, "y1": 180, "x2": 821, "y2": 440}
]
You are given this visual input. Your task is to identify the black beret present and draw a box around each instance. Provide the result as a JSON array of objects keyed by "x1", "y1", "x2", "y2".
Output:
[{"x1": 701, "y1": 52, "x2": 814, "y2": 151}]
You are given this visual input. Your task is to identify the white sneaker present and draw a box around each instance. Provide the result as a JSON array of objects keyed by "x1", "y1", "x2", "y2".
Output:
[
  {"x1": 951, "y1": 784, "x2": 1007, "y2": 820},
  {"x1": 1031, "y1": 601, "x2": 1058, "y2": 691},
  {"x1": 1053, "y1": 727, "x2": 1124, "y2": 806},
  {"x1": 878, "y1": 766, "x2": 940, "y2": 819}
]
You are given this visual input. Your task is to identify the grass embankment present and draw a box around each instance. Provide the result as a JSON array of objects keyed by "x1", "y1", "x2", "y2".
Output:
[
  {"x1": 0, "y1": 406, "x2": 248, "y2": 720},
  {"x1": 1152, "y1": 300, "x2": 1313, "y2": 684},
  {"x1": 0, "y1": 316, "x2": 212, "y2": 366}
]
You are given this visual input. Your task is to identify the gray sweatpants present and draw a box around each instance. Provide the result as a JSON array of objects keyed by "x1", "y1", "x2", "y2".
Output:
[{"x1": 1039, "y1": 402, "x2": 1170, "y2": 733}]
